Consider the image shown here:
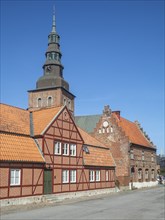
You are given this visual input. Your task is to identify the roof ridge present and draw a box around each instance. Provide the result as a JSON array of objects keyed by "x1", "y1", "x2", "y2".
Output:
[{"x1": 0, "y1": 103, "x2": 27, "y2": 112}]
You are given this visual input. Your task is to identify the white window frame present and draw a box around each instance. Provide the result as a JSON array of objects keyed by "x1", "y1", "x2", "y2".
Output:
[
  {"x1": 89, "y1": 170, "x2": 95, "y2": 182},
  {"x1": 70, "y1": 170, "x2": 76, "y2": 183},
  {"x1": 62, "y1": 170, "x2": 69, "y2": 183},
  {"x1": 70, "y1": 144, "x2": 76, "y2": 156},
  {"x1": 96, "y1": 170, "x2": 100, "y2": 182},
  {"x1": 10, "y1": 169, "x2": 21, "y2": 186},
  {"x1": 106, "y1": 170, "x2": 109, "y2": 181},
  {"x1": 63, "y1": 143, "x2": 69, "y2": 155},
  {"x1": 54, "y1": 142, "x2": 61, "y2": 155}
]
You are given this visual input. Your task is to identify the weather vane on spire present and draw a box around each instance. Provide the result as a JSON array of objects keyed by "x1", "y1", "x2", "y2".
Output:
[{"x1": 52, "y1": 4, "x2": 56, "y2": 33}]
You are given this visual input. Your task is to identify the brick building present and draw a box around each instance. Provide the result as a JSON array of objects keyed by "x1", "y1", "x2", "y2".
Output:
[
  {"x1": 75, "y1": 105, "x2": 157, "y2": 189},
  {"x1": 0, "y1": 8, "x2": 157, "y2": 204}
]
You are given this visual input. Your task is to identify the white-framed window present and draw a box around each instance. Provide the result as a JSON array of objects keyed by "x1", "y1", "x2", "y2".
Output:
[
  {"x1": 99, "y1": 128, "x2": 102, "y2": 134},
  {"x1": 47, "y1": 96, "x2": 52, "y2": 107},
  {"x1": 37, "y1": 98, "x2": 42, "y2": 108},
  {"x1": 130, "y1": 149, "x2": 134, "y2": 159},
  {"x1": 54, "y1": 142, "x2": 61, "y2": 155},
  {"x1": 10, "y1": 169, "x2": 21, "y2": 186},
  {"x1": 102, "y1": 128, "x2": 105, "y2": 133},
  {"x1": 63, "y1": 143, "x2": 69, "y2": 155},
  {"x1": 106, "y1": 170, "x2": 109, "y2": 181},
  {"x1": 62, "y1": 170, "x2": 69, "y2": 183},
  {"x1": 96, "y1": 170, "x2": 100, "y2": 181},
  {"x1": 110, "y1": 126, "x2": 113, "y2": 133},
  {"x1": 70, "y1": 144, "x2": 76, "y2": 156},
  {"x1": 70, "y1": 170, "x2": 76, "y2": 183},
  {"x1": 106, "y1": 128, "x2": 109, "y2": 133},
  {"x1": 89, "y1": 170, "x2": 95, "y2": 182}
]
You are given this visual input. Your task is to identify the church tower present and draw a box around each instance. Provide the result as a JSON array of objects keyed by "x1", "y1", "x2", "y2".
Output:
[{"x1": 28, "y1": 8, "x2": 75, "y2": 114}]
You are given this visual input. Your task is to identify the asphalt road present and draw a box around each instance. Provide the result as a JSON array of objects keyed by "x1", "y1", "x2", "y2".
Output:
[{"x1": 1, "y1": 186, "x2": 165, "y2": 220}]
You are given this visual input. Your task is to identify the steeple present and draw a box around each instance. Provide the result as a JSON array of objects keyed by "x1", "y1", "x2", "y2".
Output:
[
  {"x1": 52, "y1": 5, "x2": 56, "y2": 33},
  {"x1": 36, "y1": 7, "x2": 69, "y2": 91},
  {"x1": 28, "y1": 8, "x2": 75, "y2": 114}
]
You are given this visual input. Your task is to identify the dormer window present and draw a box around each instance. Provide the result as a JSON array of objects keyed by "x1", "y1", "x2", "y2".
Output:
[
  {"x1": 37, "y1": 98, "x2": 42, "y2": 108},
  {"x1": 47, "y1": 96, "x2": 52, "y2": 107}
]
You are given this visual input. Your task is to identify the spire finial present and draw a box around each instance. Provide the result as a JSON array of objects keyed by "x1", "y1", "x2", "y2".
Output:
[{"x1": 52, "y1": 5, "x2": 56, "y2": 33}]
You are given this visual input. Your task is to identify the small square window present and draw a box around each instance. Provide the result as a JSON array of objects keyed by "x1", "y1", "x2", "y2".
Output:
[
  {"x1": 96, "y1": 170, "x2": 100, "y2": 182},
  {"x1": 62, "y1": 170, "x2": 69, "y2": 183},
  {"x1": 70, "y1": 144, "x2": 76, "y2": 156},
  {"x1": 54, "y1": 142, "x2": 61, "y2": 155},
  {"x1": 63, "y1": 143, "x2": 69, "y2": 155},
  {"x1": 10, "y1": 169, "x2": 20, "y2": 186},
  {"x1": 70, "y1": 170, "x2": 76, "y2": 183}
]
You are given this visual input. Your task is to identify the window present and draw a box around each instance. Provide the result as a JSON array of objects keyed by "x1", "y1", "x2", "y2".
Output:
[
  {"x1": 110, "y1": 126, "x2": 113, "y2": 133},
  {"x1": 106, "y1": 128, "x2": 109, "y2": 133},
  {"x1": 142, "y1": 151, "x2": 145, "y2": 161},
  {"x1": 145, "y1": 169, "x2": 149, "y2": 180},
  {"x1": 102, "y1": 128, "x2": 105, "y2": 133},
  {"x1": 10, "y1": 169, "x2": 20, "y2": 186},
  {"x1": 64, "y1": 98, "x2": 66, "y2": 105},
  {"x1": 37, "y1": 98, "x2": 42, "y2": 108},
  {"x1": 70, "y1": 144, "x2": 76, "y2": 156},
  {"x1": 70, "y1": 170, "x2": 76, "y2": 183},
  {"x1": 99, "y1": 128, "x2": 102, "y2": 134},
  {"x1": 106, "y1": 170, "x2": 109, "y2": 181},
  {"x1": 47, "y1": 96, "x2": 52, "y2": 107},
  {"x1": 62, "y1": 170, "x2": 69, "y2": 183},
  {"x1": 151, "y1": 153, "x2": 154, "y2": 162},
  {"x1": 54, "y1": 142, "x2": 61, "y2": 155},
  {"x1": 138, "y1": 169, "x2": 142, "y2": 180},
  {"x1": 96, "y1": 170, "x2": 100, "y2": 181},
  {"x1": 130, "y1": 149, "x2": 134, "y2": 159},
  {"x1": 68, "y1": 100, "x2": 71, "y2": 109},
  {"x1": 89, "y1": 170, "x2": 95, "y2": 182},
  {"x1": 151, "y1": 170, "x2": 155, "y2": 179},
  {"x1": 63, "y1": 143, "x2": 69, "y2": 155}
]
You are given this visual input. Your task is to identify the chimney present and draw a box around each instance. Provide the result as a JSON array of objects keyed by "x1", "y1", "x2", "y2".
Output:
[{"x1": 113, "y1": 111, "x2": 120, "y2": 120}]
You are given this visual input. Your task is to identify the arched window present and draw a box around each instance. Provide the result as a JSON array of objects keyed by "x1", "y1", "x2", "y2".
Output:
[
  {"x1": 151, "y1": 169, "x2": 155, "y2": 180},
  {"x1": 37, "y1": 98, "x2": 42, "y2": 108},
  {"x1": 47, "y1": 96, "x2": 52, "y2": 107},
  {"x1": 68, "y1": 100, "x2": 71, "y2": 109},
  {"x1": 138, "y1": 169, "x2": 142, "y2": 181},
  {"x1": 64, "y1": 98, "x2": 66, "y2": 105},
  {"x1": 110, "y1": 126, "x2": 113, "y2": 133},
  {"x1": 145, "y1": 169, "x2": 149, "y2": 180}
]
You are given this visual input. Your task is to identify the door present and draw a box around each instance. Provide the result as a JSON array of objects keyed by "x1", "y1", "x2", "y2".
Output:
[{"x1": 44, "y1": 169, "x2": 52, "y2": 194}]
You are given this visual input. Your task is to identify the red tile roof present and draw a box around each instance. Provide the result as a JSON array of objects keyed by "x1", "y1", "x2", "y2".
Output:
[
  {"x1": 78, "y1": 127, "x2": 115, "y2": 167},
  {"x1": 31, "y1": 106, "x2": 64, "y2": 135},
  {"x1": 114, "y1": 115, "x2": 153, "y2": 148},
  {"x1": 0, "y1": 104, "x2": 30, "y2": 135},
  {"x1": 0, "y1": 132, "x2": 45, "y2": 163}
]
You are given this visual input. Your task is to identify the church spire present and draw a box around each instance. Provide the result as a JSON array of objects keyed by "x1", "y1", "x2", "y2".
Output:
[{"x1": 52, "y1": 5, "x2": 56, "y2": 33}]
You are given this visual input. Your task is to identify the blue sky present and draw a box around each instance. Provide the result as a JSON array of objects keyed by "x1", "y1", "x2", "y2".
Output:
[{"x1": 1, "y1": 0, "x2": 164, "y2": 154}]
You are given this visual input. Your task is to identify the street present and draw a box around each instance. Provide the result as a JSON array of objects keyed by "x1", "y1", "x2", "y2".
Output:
[{"x1": 1, "y1": 186, "x2": 164, "y2": 220}]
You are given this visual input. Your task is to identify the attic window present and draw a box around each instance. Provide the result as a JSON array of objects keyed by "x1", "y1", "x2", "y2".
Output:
[{"x1": 83, "y1": 145, "x2": 89, "y2": 154}]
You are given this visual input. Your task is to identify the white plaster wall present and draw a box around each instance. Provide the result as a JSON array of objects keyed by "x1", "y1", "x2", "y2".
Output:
[{"x1": 129, "y1": 181, "x2": 158, "y2": 189}]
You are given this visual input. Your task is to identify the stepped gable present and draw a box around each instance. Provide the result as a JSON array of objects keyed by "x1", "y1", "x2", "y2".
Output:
[
  {"x1": 78, "y1": 127, "x2": 115, "y2": 167},
  {"x1": 0, "y1": 103, "x2": 30, "y2": 135},
  {"x1": 113, "y1": 114, "x2": 154, "y2": 148}
]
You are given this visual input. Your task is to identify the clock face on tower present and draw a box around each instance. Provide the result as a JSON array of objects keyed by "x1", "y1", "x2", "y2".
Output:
[{"x1": 103, "y1": 121, "x2": 109, "y2": 128}]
